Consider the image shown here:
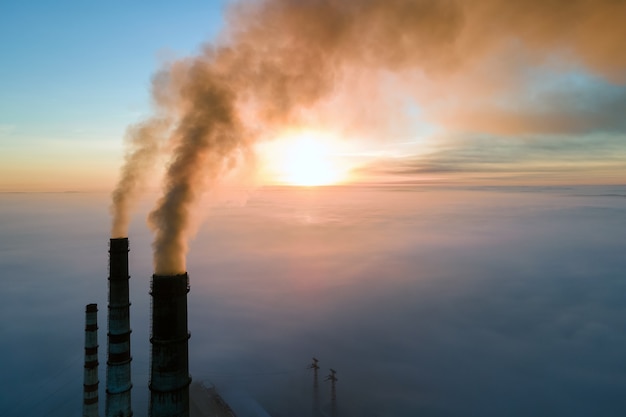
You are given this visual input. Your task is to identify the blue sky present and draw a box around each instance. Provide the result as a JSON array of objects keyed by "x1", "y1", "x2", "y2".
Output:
[{"x1": 0, "y1": 1, "x2": 226, "y2": 190}]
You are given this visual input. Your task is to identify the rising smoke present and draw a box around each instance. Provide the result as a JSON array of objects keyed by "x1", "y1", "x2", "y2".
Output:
[
  {"x1": 110, "y1": 116, "x2": 170, "y2": 238},
  {"x1": 110, "y1": 0, "x2": 626, "y2": 274}
]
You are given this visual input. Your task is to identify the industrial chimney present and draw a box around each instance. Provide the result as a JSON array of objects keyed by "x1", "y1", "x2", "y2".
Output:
[
  {"x1": 149, "y1": 273, "x2": 192, "y2": 417},
  {"x1": 106, "y1": 238, "x2": 133, "y2": 417},
  {"x1": 83, "y1": 303, "x2": 99, "y2": 417}
]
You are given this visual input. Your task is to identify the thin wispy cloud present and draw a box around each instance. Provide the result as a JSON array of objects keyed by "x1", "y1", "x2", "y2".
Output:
[{"x1": 359, "y1": 133, "x2": 626, "y2": 183}]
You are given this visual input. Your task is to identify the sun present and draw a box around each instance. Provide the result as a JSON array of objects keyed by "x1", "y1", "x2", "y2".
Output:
[
  {"x1": 281, "y1": 134, "x2": 341, "y2": 186},
  {"x1": 258, "y1": 130, "x2": 349, "y2": 186}
]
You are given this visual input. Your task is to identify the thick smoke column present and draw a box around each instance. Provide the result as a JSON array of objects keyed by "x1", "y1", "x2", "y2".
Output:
[
  {"x1": 148, "y1": 64, "x2": 247, "y2": 274},
  {"x1": 112, "y1": 0, "x2": 626, "y2": 273}
]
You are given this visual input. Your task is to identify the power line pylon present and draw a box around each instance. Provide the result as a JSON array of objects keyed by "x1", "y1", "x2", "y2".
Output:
[
  {"x1": 308, "y1": 358, "x2": 320, "y2": 416},
  {"x1": 325, "y1": 368, "x2": 338, "y2": 417}
]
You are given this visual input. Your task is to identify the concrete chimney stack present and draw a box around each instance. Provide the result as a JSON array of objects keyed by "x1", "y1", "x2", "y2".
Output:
[
  {"x1": 106, "y1": 238, "x2": 133, "y2": 417},
  {"x1": 149, "y1": 273, "x2": 192, "y2": 417},
  {"x1": 83, "y1": 303, "x2": 100, "y2": 417}
]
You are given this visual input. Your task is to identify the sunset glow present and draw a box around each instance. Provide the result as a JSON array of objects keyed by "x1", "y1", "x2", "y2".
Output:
[
  {"x1": 2, "y1": 0, "x2": 626, "y2": 415},
  {"x1": 259, "y1": 130, "x2": 350, "y2": 186}
]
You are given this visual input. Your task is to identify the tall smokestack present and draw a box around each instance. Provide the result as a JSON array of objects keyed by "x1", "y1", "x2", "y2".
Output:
[
  {"x1": 83, "y1": 304, "x2": 99, "y2": 417},
  {"x1": 106, "y1": 238, "x2": 133, "y2": 417},
  {"x1": 149, "y1": 273, "x2": 191, "y2": 417}
]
